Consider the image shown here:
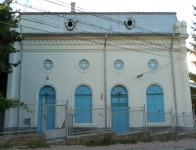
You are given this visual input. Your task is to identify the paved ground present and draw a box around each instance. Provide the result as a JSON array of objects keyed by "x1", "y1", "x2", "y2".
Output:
[{"x1": 10, "y1": 139, "x2": 196, "y2": 150}]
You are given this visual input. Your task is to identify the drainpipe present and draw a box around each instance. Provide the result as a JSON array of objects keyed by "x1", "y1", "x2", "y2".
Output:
[
  {"x1": 18, "y1": 24, "x2": 23, "y2": 134},
  {"x1": 104, "y1": 34, "x2": 107, "y2": 129},
  {"x1": 170, "y1": 33, "x2": 179, "y2": 132}
]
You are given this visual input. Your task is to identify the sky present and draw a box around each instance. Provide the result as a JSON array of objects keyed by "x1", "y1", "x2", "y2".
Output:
[{"x1": 1, "y1": 0, "x2": 196, "y2": 73}]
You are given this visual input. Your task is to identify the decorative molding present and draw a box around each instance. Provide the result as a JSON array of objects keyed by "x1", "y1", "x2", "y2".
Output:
[{"x1": 21, "y1": 39, "x2": 172, "y2": 47}]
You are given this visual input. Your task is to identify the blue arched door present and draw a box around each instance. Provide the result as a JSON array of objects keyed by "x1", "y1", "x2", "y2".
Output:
[
  {"x1": 111, "y1": 85, "x2": 129, "y2": 133},
  {"x1": 37, "y1": 86, "x2": 56, "y2": 133},
  {"x1": 75, "y1": 85, "x2": 92, "y2": 123},
  {"x1": 147, "y1": 84, "x2": 165, "y2": 122}
]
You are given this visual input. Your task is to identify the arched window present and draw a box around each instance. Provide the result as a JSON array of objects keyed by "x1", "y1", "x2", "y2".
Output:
[
  {"x1": 111, "y1": 85, "x2": 129, "y2": 133},
  {"x1": 146, "y1": 84, "x2": 165, "y2": 122},
  {"x1": 75, "y1": 85, "x2": 92, "y2": 123},
  {"x1": 37, "y1": 86, "x2": 56, "y2": 133}
]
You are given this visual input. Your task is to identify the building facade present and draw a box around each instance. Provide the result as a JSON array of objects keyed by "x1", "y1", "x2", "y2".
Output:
[{"x1": 4, "y1": 9, "x2": 192, "y2": 134}]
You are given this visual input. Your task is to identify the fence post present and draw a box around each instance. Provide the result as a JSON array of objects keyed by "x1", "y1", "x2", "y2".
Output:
[
  {"x1": 143, "y1": 104, "x2": 146, "y2": 130},
  {"x1": 158, "y1": 110, "x2": 161, "y2": 131},
  {"x1": 171, "y1": 107, "x2": 173, "y2": 130},
  {"x1": 91, "y1": 105, "x2": 92, "y2": 133},
  {"x1": 66, "y1": 99, "x2": 68, "y2": 137},
  {"x1": 22, "y1": 105, "x2": 24, "y2": 132},
  {"x1": 42, "y1": 97, "x2": 45, "y2": 134},
  {"x1": 146, "y1": 113, "x2": 148, "y2": 131},
  {"x1": 17, "y1": 104, "x2": 20, "y2": 134},
  {"x1": 110, "y1": 100, "x2": 112, "y2": 131},
  {"x1": 193, "y1": 109, "x2": 195, "y2": 129},
  {"x1": 183, "y1": 112, "x2": 185, "y2": 131},
  {"x1": 108, "y1": 105, "x2": 110, "y2": 131}
]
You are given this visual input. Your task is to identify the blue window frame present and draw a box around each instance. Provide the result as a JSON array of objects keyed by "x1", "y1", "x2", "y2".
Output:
[
  {"x1": 148, "y1": 59, "x2": 158, "y2": 70},
  {"x1": 114, "y1": 60, "x2": 124, "y2": 70},
  {"x1": 111, "y1": 85, "x2": 129, "y2": 133},
  {"x1": 79, "y1": 59, "x2": 89, "y2": 70},
  {"x1": 37, "y1": 86, "x2": 56, "y2": 133},
  {"x1": 43, "y1": 60, "x2": 53, "y2": 70},
  {"x1": 75, "y1": 85, "x2": 92, "y2": 123},
  {"x1": 146, "y1": 84, "x2": 165, "y2": 122}
]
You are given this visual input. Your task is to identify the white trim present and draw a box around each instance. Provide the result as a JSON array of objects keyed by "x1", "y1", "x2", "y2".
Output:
[
  {"x1": 39, "y1": 57, "x2": 57, "y2": 74},
  {"x1": 110, "y1": 58, "x2": 127, "y2": 74},
  {"x1": 145, "y1": 58, "x2": 161, "y2": 73},
  {"x1": 75, "y1": 57, "x2": 92, "y2": 74}
]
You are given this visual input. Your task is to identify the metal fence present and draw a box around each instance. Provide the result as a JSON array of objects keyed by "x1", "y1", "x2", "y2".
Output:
[
  {"x1": 1, "y1": 101, "x2": 196, "y2": 137},
  {"x1": 172, "y1": 111, "x2": 195, "y2": 133},
  {"x1": 146, "y1": 108, "x2": 173, "y2": 133},
  {"x1": 2, "y1": 102, "x2": 42, "y2": 135},
  {"x1": 68, "y1": 105, "x2": 111, "y2": 135},
  {"x1": 111, "y1": 106, "x2": 146, "y2": 134}
]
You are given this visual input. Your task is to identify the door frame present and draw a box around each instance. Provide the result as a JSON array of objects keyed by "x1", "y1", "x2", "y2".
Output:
[{"x1": 110, "y1": 85, "x2": 129, "y2": 133}]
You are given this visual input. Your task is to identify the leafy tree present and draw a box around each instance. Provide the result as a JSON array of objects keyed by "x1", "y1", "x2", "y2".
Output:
[
  {"x1": 0, "y1": 1, "x2": 27, "y2": 112},
  {"x1": 0, "y1": 0, "x2": 23, "y2": 75},
  {"x1": 188, "y1": 6, "x2": 196, "y2": 114}
]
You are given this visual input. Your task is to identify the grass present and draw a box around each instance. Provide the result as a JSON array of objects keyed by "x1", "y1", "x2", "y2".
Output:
[
  {"x1": 28, "y1": 137, "x2": 50, "y2": 149},
  {"x1": 85, "y1": 134, "x2": 138, "y2": 146},
  {"x1": 0, "y1": 143, "x2": 12, "y2": 150}
]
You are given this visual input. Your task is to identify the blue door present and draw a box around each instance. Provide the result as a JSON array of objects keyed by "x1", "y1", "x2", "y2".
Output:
[
  {"x1": 147, "y1": 84, "x2": 165, "y2": 122},
  {"x1": 111, "y1": 85, "x2": 129, "y2": 133},
  {"x1": 37, "y1": 86, "x2": 56, "y2": 133},
  {"x1": 75, "y1": 85, "x2": 92, "y2": 123}
]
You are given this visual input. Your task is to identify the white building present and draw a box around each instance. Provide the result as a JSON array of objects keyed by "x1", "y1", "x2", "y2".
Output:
[{"x1": 4, "y1": 4, "x2": 192, "y2": 135}]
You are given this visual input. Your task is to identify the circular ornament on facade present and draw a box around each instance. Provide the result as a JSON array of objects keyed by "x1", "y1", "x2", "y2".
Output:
[
  {"x1": 148, "y1": 59, "x2": 158, "y2": 70},
  {"x1": 65, "y1": 19, "x2": 76, "y2": 31},
  {"x1": 114, "y1": 60, "x2": 124, "y2": 70},
  {"x1": 124, "y1": 18, "x2": 135, "y2": 30},
  {"x1": 79, "y1": 59, "x2": 89, "y2": 70},
  {"x1": 43, "y1": 60, "x2": 53, "y2": 70}
]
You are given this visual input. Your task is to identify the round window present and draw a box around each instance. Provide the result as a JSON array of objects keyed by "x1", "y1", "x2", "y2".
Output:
[
  {"x1": 148, "y1": 59, "x2": 158, "y2": 70},
  {"x1": 114, "y1": 60, "x2": 124, "y2": 70},
  {"x1": 43, "y1": 60, "x2": 53, "y2": 70},
  {"x1": 79, "y1": 59, "x2": 89, "y2": 70}
]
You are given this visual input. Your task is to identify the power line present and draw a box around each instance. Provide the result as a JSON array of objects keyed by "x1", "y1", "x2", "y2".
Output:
[
  {"x1": 8, "y1": 2, "x2": 190, "y2": 74},
  {"x1": 13, "y1": 0, "x2": 187, "y2": 55},
  {"x1": 42, "y1": 0, "x2": 189, "y2": 40},
  {"x1": 19, "y1": 16, "x2": 185, "y2": 59},
  {"x1": 0, "y1": 19, "x2": 187, "y2": 76}
]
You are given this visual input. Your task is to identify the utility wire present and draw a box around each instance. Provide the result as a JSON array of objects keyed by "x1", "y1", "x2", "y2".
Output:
[
  {"x1": 0, "y1": 20, "x2": 187, "y2": 76},
  {"x1": 13, "y1": 0, "x2": 187, "y2": 55},
  {"x1": 20, "y1": 16, "x2": 185, "y2": 59},
  {"x1": 42, "y1": 0, "x2": 189, "y2": 39}
]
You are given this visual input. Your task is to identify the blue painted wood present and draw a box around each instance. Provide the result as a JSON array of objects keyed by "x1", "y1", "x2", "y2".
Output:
[
  {"x1": 111, "y1": 85, "x2": 129, "y2": 133},
  {"x1": 37, "y1": 86, "x2": 56, "y2": 133},
  {"x1": 147, "y1": 84, "x2": 165, "y2": 122},
  {"x1": 75, "y1": 85, "x2": 92, "y2": 123}
]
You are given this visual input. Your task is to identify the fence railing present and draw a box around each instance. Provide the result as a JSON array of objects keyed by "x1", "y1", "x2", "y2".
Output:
[
  {"x1": 172, "y1": 111, "x2": 195, "y2": 133},
  {"x1": 2, "y1": 103, "x2": 42, "y2": 135},
  {"x1": 146, "y1": 109, "x2": 173, "y2": 133},
  {"x1": 1, "y1": 102, "x2": 196, "y2": 137},
  {"x1": 111, "y1": 106, "x2": 146, "y2": 134},
  {"x1": 68, "y1": 105, "x2": 111, "y2": 135}
]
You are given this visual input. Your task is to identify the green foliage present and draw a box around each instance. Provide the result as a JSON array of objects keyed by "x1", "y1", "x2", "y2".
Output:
[
  {"x1": 188, "y1": 6, "x2": 196, "y2": 57},
  {"x1": 85, "y1": 134, "x2": 138, "y2": 146},
  {"x1": 0, "y1": 0, "x2": 24, "y2": 75},
  {"x1": 190, "y1": 72, "x2": 196, "y2": 83},
  {"x1": 28, "y1": 138, "x2": 50, "y2": 149},
  {"x1": 0, "y1": 143, "x2": 12, "y2": 149},
  {"x1": 0, "y1": 92, "x2": 29, "y2": 111}
]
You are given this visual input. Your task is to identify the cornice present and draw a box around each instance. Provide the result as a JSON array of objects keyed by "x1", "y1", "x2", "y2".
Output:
[{"x1": 21, "y1": 39, "x2": 173, "y2": 47}]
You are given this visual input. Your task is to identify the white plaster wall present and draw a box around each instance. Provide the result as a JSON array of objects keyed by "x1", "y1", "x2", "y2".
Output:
[{"x1": 5, "y1": 34, "x2": 192, "y2": 129}]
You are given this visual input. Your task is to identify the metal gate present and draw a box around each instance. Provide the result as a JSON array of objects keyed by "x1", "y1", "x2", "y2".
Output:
[{"x1": 43, "y1": 100, "x2": 68, "y2": 139}]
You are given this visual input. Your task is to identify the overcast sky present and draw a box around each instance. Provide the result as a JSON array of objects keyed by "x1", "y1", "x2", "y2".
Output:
[{"x1": 1, "y1": 0, "x2": 196, "y2": 74}]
